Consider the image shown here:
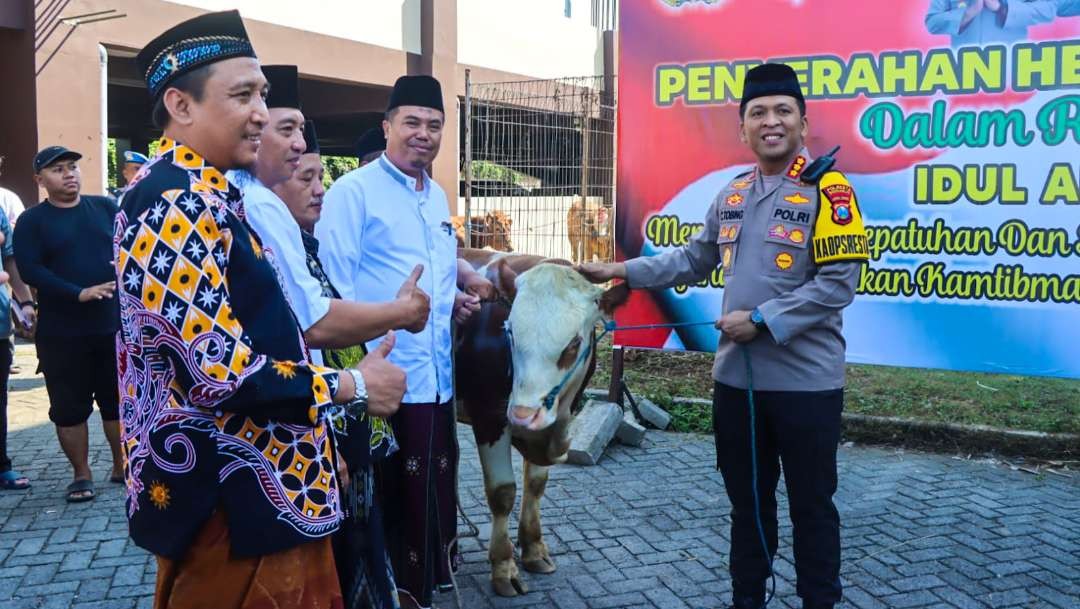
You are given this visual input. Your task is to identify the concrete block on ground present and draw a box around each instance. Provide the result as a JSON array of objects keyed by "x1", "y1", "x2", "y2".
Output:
[
  {"x1": 616, "y1": 410, "x2": 646, "y2": 447},
  {"x1": 636, "y1": 397, "x2": 672, "y2": 430},
  {"x1": 567, "y1": 400, "x2": 622, "y2": 465}
]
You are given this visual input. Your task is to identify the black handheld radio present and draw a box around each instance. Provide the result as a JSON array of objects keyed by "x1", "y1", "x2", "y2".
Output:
[{"x1": 799, "y1": 145, "x2": 841, "y2": 184}]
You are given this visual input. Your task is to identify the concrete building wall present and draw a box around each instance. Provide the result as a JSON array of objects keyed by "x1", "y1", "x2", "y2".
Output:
[
  {"x1": 166, "y1": 0, "x2": 423, "y2": 53},
  {"x1": 30, "y1": 0, "x2": 609, "y2": 203}
]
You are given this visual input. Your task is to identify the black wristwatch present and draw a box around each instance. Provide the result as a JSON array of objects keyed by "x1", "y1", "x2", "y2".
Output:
[{"x1": 750, "y1": 308, "x2": 767, "y2": 331}]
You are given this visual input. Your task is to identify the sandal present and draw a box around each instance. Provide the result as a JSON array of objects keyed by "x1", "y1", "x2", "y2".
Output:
[
  {"x1": 0, "y1": 470, "x2": 30, "y2": 490},
  {"x1": 66, "y1": 479, "x2": 95, "y2": 503},
  {"x1": 109, "y1": 472, "x2": 124, "y2": 484}
]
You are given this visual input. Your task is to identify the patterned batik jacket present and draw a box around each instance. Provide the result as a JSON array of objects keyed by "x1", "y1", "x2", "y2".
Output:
[{"x1": 114, "y1": 138, "x2": 342, "y2": 559}]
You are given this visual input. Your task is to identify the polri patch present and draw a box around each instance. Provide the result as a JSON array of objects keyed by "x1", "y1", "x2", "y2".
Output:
[
  {"x1": 823, "y1": 183, "x2": 854, "y2": 226},
  {"x1": 725, "y1": 193, "x2": 744, "y2": 207}
]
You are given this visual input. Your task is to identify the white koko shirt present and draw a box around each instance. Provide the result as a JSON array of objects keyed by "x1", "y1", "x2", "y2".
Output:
[{"x1": 316, "y1": 154, "x2": 456, "y2": 404}]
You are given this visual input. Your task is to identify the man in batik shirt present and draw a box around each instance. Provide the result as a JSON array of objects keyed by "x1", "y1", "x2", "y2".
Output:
[{"x1": 117, "y1": 10, "x2": 404, "y2": 609}]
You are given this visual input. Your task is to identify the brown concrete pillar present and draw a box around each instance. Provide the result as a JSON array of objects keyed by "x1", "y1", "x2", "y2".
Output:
[
  {"x1": 419, "y1": 0, "x2": 459, "y2": 212},
  {"x1": 34, "y1": 2, "x2": 109, "y2": 198},
  {"x1": 0, "y1": 0, "x2": 39, "y2": 207}
]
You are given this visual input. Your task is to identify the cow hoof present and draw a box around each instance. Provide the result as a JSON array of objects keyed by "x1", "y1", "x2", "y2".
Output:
[
  {"x1": 492, "y1": 576, "x2": 529, "y2": 597},
  {"x1": 522, "y1": 555, "x2": 557, "y2": 574}
]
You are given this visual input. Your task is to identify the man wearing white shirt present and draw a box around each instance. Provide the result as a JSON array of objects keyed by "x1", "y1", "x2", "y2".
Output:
[
  {"x1": 317, "y1": 75, "x2": 461, "y2": 609},
  {"x1": 229, "y1": 65, "x2": 429, "y2": 366},
  {"x1": 0, "y1": 158, "x2": 26, "y2": 227}
]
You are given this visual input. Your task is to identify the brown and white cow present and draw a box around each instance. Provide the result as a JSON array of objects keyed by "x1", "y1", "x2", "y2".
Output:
[{"x1": 455, "y1": 248, "x2": 628, "y2": 597}]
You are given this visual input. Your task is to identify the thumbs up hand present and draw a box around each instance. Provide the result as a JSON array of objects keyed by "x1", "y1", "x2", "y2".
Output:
[
  {"x1": 356, "y1": 331, "x2": 406, "y2": 418},
  {"x1": 395, "y1": 264, "x2": 430, "y2": 333}
]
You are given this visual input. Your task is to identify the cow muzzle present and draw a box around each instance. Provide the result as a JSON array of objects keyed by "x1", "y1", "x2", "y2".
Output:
[{"x1": 509, "y1": 405, "x2": 551, "y2": 431}]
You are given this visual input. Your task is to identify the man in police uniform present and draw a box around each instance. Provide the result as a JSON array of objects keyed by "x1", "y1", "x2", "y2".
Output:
[
  {"x1": 109, "y1": 150, "x2": 149, "y2": 198},
  {"x1": 579, "y1": 63, "x2": 868, "y2": 609}
]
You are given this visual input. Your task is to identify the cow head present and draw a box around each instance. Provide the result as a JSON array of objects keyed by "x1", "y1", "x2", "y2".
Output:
[
  {"x1": 486, "y1": 211, "x2": 514, "y2": 252},
  {"x1": 496, "y1": 261, "x2": 629, "y2": 436}
]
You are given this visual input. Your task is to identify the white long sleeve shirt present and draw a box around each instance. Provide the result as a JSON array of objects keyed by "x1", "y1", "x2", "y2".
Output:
[
  {"x1": 228, "y1": 169, "x2": 332, "y2": 364},
  {"x1": 316, "y1": 154, "x2": 456, "y2": 404}
]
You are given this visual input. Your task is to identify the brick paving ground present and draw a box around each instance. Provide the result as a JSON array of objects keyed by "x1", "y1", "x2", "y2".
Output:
[{"x1": 1, "y1": 343, "x2": 1077, "y2": 609}]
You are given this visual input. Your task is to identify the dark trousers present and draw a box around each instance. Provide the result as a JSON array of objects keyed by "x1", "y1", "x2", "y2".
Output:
[
  {"x1": 713, "y1": 382, "x2": 843, "y2": 608},
  {"x1": 0, "y1": 338, "x2": 13, "y2": 473}
]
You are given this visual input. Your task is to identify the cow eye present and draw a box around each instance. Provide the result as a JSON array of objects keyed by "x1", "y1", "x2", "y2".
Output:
[{"x1": 556, "y1": 335, "x2": 583, "y2": 369}]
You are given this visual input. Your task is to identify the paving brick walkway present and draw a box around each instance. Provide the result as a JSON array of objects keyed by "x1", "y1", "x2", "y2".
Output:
[{"x1": 1, "y1": 343, "x2": 1077, "y2": 609}]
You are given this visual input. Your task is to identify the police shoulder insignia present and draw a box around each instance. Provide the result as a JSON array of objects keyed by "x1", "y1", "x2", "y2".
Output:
[
  {"x1": 812, "y1": 171, "x2": 869, "y2": 265},
  {"x1": 727, "y1": 170, "x2": 754, "y2": 191}
]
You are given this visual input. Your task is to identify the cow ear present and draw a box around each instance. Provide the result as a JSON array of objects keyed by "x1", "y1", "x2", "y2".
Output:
[
  {"x1": 597, "y1": 282, "x2": 630, "y2": 318},
  {"x1": 496, "y1": 259, "x2": 518, "y2": 302}
]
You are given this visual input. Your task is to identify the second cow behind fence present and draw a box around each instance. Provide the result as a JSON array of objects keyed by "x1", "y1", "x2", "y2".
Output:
[
  {"x1": 452, "y1": 211, "x2": 514, "y2": 251},
  {"x1": 566, "y1": 197, "x2": 613, "y2": 264}
]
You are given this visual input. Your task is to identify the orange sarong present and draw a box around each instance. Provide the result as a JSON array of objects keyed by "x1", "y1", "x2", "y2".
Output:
[{"x1": 154, "y1": 509, "x2": 344, "y2": 609}]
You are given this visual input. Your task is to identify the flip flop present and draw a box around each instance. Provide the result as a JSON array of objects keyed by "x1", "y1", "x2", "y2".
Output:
[
  {"x1": 66, "y1": 479, "x2": 95, "y2": 503},
  {"x1": 109, "y1": 473, "x2": 124, "y2": 484},
  {"x1": 0, "y1": 470, "x2": 30, "y2": 490}
]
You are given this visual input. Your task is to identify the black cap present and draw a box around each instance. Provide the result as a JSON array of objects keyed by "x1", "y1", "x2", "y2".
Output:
[
  {"x1": 137, "y1": 10, "x2": 256, "y2": 100},
  {"x1": 263, "y1": 65, "x2": 301, "y2": 110},
  {"x1": 33, "y1": 146, "x2": 82, "y2": 173},
  {"x1": 740, "y1": 63, "x2": 805, "y2": 115},
  {"x1": 387, "y1": 75, "x2": 444, "y2": 113},
  {"x1": 355, "y1": 127, "x2": 386, "y2": 160},
  {"x1": 303, "y1": 120, "x2": 320, "y2": 154}
]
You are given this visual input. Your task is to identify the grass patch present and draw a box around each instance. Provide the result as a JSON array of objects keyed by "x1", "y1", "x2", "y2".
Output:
[{"x1": 588, "y1": 337, "x2": 1080, "y2": 435}]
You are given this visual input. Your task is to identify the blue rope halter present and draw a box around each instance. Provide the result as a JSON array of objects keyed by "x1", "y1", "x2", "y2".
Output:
[{"x1": 504, "y1": 318, "x2": 716, "y2": 411}]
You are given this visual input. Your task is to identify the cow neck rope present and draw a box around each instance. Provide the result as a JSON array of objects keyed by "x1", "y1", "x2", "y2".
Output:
[
  {"x1": 502, "y1": 315, "x2": 775, "y2": 609},
  {"x1": 743, "y1": 345, "x2": 776, "y2": 609},
  {"x1": 603, "y1": 320, "x2": 776, "y2": 609}
]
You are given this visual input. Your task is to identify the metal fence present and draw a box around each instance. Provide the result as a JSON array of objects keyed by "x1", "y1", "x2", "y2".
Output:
[{"x1": 460, "y1": 73, "x2": 616, "y2": 263}]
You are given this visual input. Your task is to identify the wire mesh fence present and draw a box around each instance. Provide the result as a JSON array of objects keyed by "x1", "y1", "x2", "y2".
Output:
[{"x1": 459, "y1": 74, "x2": 616, "y2": 263}]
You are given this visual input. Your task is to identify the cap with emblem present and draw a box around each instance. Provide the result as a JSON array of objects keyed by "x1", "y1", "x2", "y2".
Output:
[
  {"x1": 33, "y1": 146, "x2": 82, "y2": 173},
  {"x1": 386, "y1": 75, "x2": 444, "y2": 113},
  {"x1": 136, "y1": 10, "x2": 256, "y2": 100},
  {"x1": 302, "y1": 120, "x2": 320, "y2": 155},
  {"x1": 123, "y1": 151, "x2": 149, "y2": 165},
  {"x1": 740, "y1": 63, "x2": 805, "y2": 115},
  {"x1": 263, "y1": 65, "x2": 301, "y2": 110},
  {"x1": 354, "y1": 127, "x2": 386, "y2": 160}
]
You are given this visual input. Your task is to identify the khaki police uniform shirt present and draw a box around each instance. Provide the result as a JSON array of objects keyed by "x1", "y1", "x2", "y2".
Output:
[{"x1": 625, "y1": 149, "x2": 869, "y2": 392}]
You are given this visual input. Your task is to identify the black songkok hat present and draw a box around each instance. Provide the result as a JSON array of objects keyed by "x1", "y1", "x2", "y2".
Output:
[
  {"x1": 264, "y1": 65, "x2": 301, "y2": 110},
  {"x1": 386, "y1": 75, "x2": 444, "y2": 113},
  {"x1": 303, "y1": 120, "x2": 320, "y2": 154},
  {"x1": 740, "y1": 63, "x2": 805, "y2": 115},
  {"x1": 137, "y1": 10, "x2": 256, "y2": 100},
  {"x1": 355, "y1": 127, "x2": 386, "y2": 160}
]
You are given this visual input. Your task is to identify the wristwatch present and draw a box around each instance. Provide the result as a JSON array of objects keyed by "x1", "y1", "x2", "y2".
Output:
[
  {"x1": 750, "y1": 308, "x2": 768, "y2": 331},
  {"x1": 346, "y1": 368, "x2": 368, "y2": 415}
]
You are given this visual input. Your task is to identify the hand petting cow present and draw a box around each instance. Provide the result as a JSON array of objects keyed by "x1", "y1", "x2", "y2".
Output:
[{"x1": 454, "y1": 248, "x2": 629, "y2": 597}]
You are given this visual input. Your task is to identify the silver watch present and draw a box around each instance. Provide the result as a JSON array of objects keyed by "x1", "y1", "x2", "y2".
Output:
[{"x1": 347, "y1": 368, "x2": 368, "y2": 406}]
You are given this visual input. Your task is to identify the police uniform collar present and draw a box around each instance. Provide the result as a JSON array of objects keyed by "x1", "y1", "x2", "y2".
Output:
[{"x1": 754, "y1": 148, "x2": 811, "y2": 185}]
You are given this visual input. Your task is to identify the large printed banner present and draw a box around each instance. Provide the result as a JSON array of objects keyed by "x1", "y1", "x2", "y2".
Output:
[{"x1": 615, "y1": 0, "x2": 1080, "y2": 378}]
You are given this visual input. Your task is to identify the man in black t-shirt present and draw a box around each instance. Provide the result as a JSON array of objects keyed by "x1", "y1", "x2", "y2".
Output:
[{"x1": 13, "y1": 146, "x2": 121, "y2": 503}]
